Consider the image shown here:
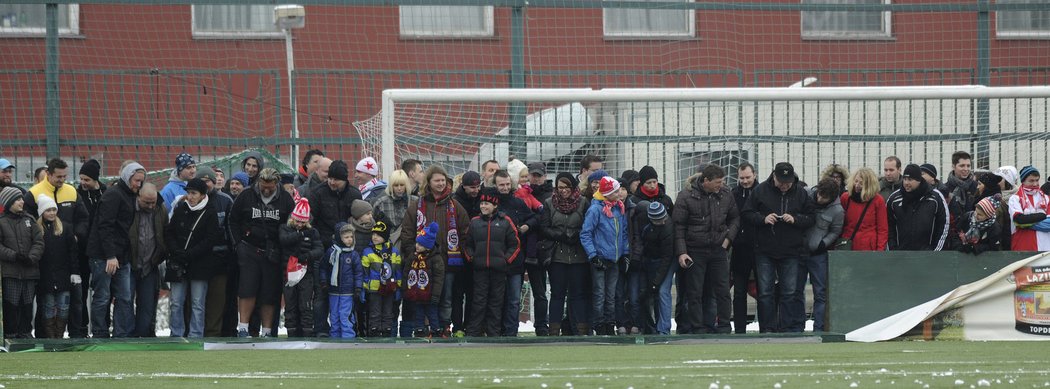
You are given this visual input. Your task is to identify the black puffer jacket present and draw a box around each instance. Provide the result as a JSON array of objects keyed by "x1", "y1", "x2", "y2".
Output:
[
  {"x1": 886, "y1": 182, "x2": 949, "y2": 251},
  {"x1": 0, "y1": 212, "x2": 45, "y2": 280},
  {"x1": 86, "y1": 179, "x2": 137, "y2": 263},
  {"x1": 39, "y1": 220, "x2": 78, "y2": 291},
  {"x1": 464, "y1": 212, "x2": 521, "y2": 272},
  {"x1": 742, "y1": 174, "x2": 816, "y2": 258},
  {"x1": 672, "y1": 174, "x2": 740, "y2": 257},
  {"x1": 453, "y1": 186, "x2": 482, "y2": 219},
  {"x1": 166, "y1": 199, "x2": 221, "y2": 281}
]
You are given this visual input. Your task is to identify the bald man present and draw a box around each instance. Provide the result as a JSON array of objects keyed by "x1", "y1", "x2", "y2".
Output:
[
  {"x1": 298, "y1": 157, "x2": 332, "y2": 195},
  {"x1": 127, "y1": 183, "x2": 169, "y2": 337}
]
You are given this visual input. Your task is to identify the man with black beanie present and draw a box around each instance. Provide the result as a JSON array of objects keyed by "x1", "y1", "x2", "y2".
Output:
[
  {"x1": 887, "y1": 164, "x2": 949, "y2": 251},
  {"x1": 69, "y1": 159, "x2": 105, "y2": 338}
]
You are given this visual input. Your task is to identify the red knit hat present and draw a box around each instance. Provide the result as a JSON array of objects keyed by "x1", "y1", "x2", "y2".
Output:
[
  {"x1": 599, "y1": 176, "x2": 621, "y2": 198},
  {"x1": 291, "y1": 197, "x2": 311, "y2": 222}
]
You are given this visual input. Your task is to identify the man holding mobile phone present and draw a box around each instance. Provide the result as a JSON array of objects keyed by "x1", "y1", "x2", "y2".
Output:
[
  {"x1": 672, "y1": 164, "x2": 740, "y2": 334},
  {"x1": 742, "y1": 162, "x2": 815, "y2": 333}
]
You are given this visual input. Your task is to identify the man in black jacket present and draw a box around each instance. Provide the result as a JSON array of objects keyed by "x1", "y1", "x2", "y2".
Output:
[
  {"x1": 70, "y1": 159, "x2": 105, "y2": 338},
  {"x1": 742, "y1": 162, "x2": 815, "y2": 333},
  {"x1": 730, "y1": 163, "x2": 757, "y2": 334},
  {"x1": 306, "y1": 159, "x2": 361, "y2": 337},
  {"x1": 86, "y1": 162, "x2": 146, "y2": 338},
  {"x1": 887, "y1": 164, "x2": 950, "y2": 251},
  {"x1": 229, "y1": 168, "x2": 294, "y2": 338},
  {"x1": 673, "y1": 164, "x2": 739, "y2": 334}
]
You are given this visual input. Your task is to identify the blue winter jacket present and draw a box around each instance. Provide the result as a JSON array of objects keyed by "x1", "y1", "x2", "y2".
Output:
[
  {"x1": 320, "y1": 243, "x2": 364, "y2": 295},
  {"x1": 580, "y1": 195, "x2": 629, "y2": 263}
]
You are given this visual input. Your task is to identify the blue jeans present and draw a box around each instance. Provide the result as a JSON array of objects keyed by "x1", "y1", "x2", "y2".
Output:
[
  {"x1": 656, "y1": 261, "x2": 677, "y2": 334},
  {"x1": 169, "y1": 279, "x2": 209, "y2": 338},
  {"x1": 90, "y1": 259, "x2": 134, "y2": 338},
  {"x1": 503, "y1": 273, "x2": 523, "y2": 336},
  {"x1": 755, "y1": 255, "x2": 802, "y2": 333},
  {"x1": 414, "y1": 303, "x2": 441, "y2": 332},
  {"x1": 624, "y1": 270, "x2": 645, "y2": 329},
  {"x1": 43, "y1": 291, "x2": 71, "y2": 320},
  {"x1": 131, "y1": 269, "x2": 159, "y2": 337},
  {"x1": 590, "y1": 264, "x2": 619, "y2": 326},
  {"x1": 798, "y1": 252, "x2": 828, "y2": 332}
]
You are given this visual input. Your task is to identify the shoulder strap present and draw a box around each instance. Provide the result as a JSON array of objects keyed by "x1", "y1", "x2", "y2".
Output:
[
  {"x1": 184, "y1": 210, "x2": 208, "y2": 251},
  {"x1": 849, "y1": 199, "x2": 874, "y2": 241}
]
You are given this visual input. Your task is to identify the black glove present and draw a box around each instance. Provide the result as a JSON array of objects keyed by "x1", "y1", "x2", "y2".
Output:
[
  {"x1": 816, "y1": 241, "x2": 827, "y2": 254},
  {"x1": 589, "y1": 256, "x2": 605, "y2": 270},
  {"x1": 15, "y1": 253, "x2": 30, "y2": 264},
  {"x1": 618, "y1": 256, "x2": 630, "y2": 273}
]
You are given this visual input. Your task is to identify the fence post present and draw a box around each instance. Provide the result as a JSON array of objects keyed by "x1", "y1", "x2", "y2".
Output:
[
  {"x1": 975, "y1": 0, "x2": 991, "y2": 170},
  {"x1": 45, "y1": 3, "x2": 60, "y2": 160},
  {"x1": 508, "y1": 2, "x2": 527, "y2": 161}
]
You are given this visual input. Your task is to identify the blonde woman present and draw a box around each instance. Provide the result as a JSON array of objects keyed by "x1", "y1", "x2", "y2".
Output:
[
  {"x1": 371, "y1": 170, "x2": 418, "y2": 249},
  {"x1": 839, "y1": 167, "x2": 888, "y2": 251}
]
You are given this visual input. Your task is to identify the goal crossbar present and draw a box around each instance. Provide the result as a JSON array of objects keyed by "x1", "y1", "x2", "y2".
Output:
[{"x1": 379, "y1": 85, "x2": 1050, "y2": 178}]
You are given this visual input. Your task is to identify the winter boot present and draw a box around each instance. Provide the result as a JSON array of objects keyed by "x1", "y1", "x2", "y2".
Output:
[
  {"x1": 368, "y1": 327, "x2": 380, "y2": 338},
  {"x1": 53, "y1": 317, "x2": 68, "y2": 339},
  {"x1": 548, "y1": 322, "x2": 561, "y2": 337},
  {"x1": 576, "y1": 323, "x2": 591, "y2": 336},
  {"x1": 413, "y1": 328, "x2": 431, "y2": 338}
]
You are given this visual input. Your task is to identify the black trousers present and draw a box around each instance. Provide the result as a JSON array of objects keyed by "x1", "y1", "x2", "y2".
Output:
[
  {"x1": 467, "y1": 269, "x2": 505, "y2": 337},
  {"x1": 730, "y1": 244, "x2": 756, "y2": 333},
  {"x1": 685, "y1": 248, "x2": 732, "y2": 334}
]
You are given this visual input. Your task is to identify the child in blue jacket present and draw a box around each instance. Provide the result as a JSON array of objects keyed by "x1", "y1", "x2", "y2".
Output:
[
  {"x1": 580, "y1": 176, "x2": 629, "y2": 336},
  {"x1": 320, "y1": 222, "x2": 364, "y2": 338}
]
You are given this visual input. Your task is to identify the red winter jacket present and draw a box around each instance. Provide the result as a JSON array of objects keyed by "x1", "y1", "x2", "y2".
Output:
[{"x1": 839, "y1": 192, "x2": 888, "y2": 251}]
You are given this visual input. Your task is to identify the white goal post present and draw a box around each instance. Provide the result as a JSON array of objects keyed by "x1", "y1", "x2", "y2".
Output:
[{"x1": 378, "y1": 86, "x2": 1050, "y2": 188}]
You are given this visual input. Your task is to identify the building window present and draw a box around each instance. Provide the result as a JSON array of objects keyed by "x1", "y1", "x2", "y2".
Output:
[
  {"x1": 193, "y1": 5, "x2": 282, "y2": 38},
  {"x1": 997, "y1": 0, "x2": 1050, "y2": 38},
  {"x1": 801, "y1": 0, "x2": 891, "y2": 40},
  {"x1": 399, "y1": 6, "x2": 494, "y2": 38},
  {"x1": 603, "y1": 0, "x2": 694, "y2": 38},
  {"x1": 0, "y1": 4, "x2": 79, "y2": 36}
]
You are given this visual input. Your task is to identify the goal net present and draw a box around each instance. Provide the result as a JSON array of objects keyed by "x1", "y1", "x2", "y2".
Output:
[{"x1": 358, "y1": 86, "x2": 1050, "y2": 193}]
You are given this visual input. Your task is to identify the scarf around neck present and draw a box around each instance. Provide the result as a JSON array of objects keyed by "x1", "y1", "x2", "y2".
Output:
[
  {"x1": 593, "y1": 191, "x2": 625, "y2": 218},
  {"x1": 553, "y1": 188, "x2": 581, "y2": 214},
  {"x1": 416, "y1": 193, "x2": 463, "y2": 266}
]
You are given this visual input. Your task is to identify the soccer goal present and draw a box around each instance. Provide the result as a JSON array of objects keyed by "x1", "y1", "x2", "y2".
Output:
[{"x1": 354, "y1": 86, "x2": 1050, "y2": 193}]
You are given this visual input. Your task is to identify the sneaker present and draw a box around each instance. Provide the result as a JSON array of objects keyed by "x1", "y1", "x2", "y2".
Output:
[
  {"x1": 413, "y1": 328, "x2": 430, "y2": 338},
  {"x1": 630, "y1": 327, "x2": 641, "y2": 335},
  {"x1": 616, "y1": 326, "x2": 628, "y2": 336},
  {"x1": 259, "y1": 331, "x2": 271, "y2": 339},
  {"x1": 236, "y1": 328, "x2": 251, "y2": 338},
  {"x1": 453, "y1": 330, "x2": 466, "y2": 338}
]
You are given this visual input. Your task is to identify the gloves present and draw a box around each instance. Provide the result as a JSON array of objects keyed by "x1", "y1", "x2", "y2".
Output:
[
  {"x1": 618, "y1": 256, "x2": 630, "y2": 274},
  {"x1": 589, "y1": 256, "x2": 605, "y2": 270},
  {"x1": 816, "y1": 241, "x2": 827, "y2": 254},
  {"x1": 70, "y1": 274, "x2": 82, "y2": 285},
  {"x1": 16, "y1": 253, "x2": 30, "y2": 264}
]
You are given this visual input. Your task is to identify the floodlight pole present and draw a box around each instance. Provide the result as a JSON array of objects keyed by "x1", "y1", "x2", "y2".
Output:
[{"x1": 284, "y1": 27, "x2": 299, "y2": 168}]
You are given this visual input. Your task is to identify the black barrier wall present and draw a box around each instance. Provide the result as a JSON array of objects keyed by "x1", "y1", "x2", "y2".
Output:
[{"x1": 828, "y1": 251, "x2": 1039, "y2": 334}]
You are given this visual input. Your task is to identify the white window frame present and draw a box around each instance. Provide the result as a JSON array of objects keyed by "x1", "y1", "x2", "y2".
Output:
[
  {"x1": 801, "y1": 0, "x2": 893, "y2": 40},
  {"x1": 602, "y1": 0, "x2": 696, "y2": 39},
  {"x1": 191, "y1": 5, "x2": 283, "y2": 40},
  {"x1": 0, "y1": 5, "x2": 80, "y2": 37},
  {"x1": 399, "y1": 6, "x2": 495, "y2": 39},
  {"x1": 996, "y1": 0, "x2": 1050, "y2": 39}
]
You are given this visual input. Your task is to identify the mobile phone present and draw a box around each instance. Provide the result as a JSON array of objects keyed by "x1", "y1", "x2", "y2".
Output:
[{"x1": 683, "y1": 257, "x2": 694, "y2": 268}]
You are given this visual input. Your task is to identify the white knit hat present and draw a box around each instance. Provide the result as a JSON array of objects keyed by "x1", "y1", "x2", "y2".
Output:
[
  {"x1": 356, "y1": 157, "x2": 379, "y2": 176},
  {"x1": 36, "y1": 194, "x2": 58, "y2": 218}
]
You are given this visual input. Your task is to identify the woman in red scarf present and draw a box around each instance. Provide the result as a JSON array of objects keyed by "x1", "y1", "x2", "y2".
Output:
[{"x1": 400, "y1": 166, "x2": 471, "y2": 336}]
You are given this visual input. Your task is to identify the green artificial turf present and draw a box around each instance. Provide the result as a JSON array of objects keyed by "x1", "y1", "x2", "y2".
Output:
[{"x1": 2, "y1": 341, "x2": 1048, "y2": 388}]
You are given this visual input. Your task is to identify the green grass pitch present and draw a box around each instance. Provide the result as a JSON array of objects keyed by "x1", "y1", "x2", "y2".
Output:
[{"x1": 2, "y1": 341, "x2": 1049, "y2": 388}]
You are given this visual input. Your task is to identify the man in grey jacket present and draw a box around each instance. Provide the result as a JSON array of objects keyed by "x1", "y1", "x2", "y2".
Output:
[{"x1": 800, "y1": 178, "x2": 843, "y2": 332}]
